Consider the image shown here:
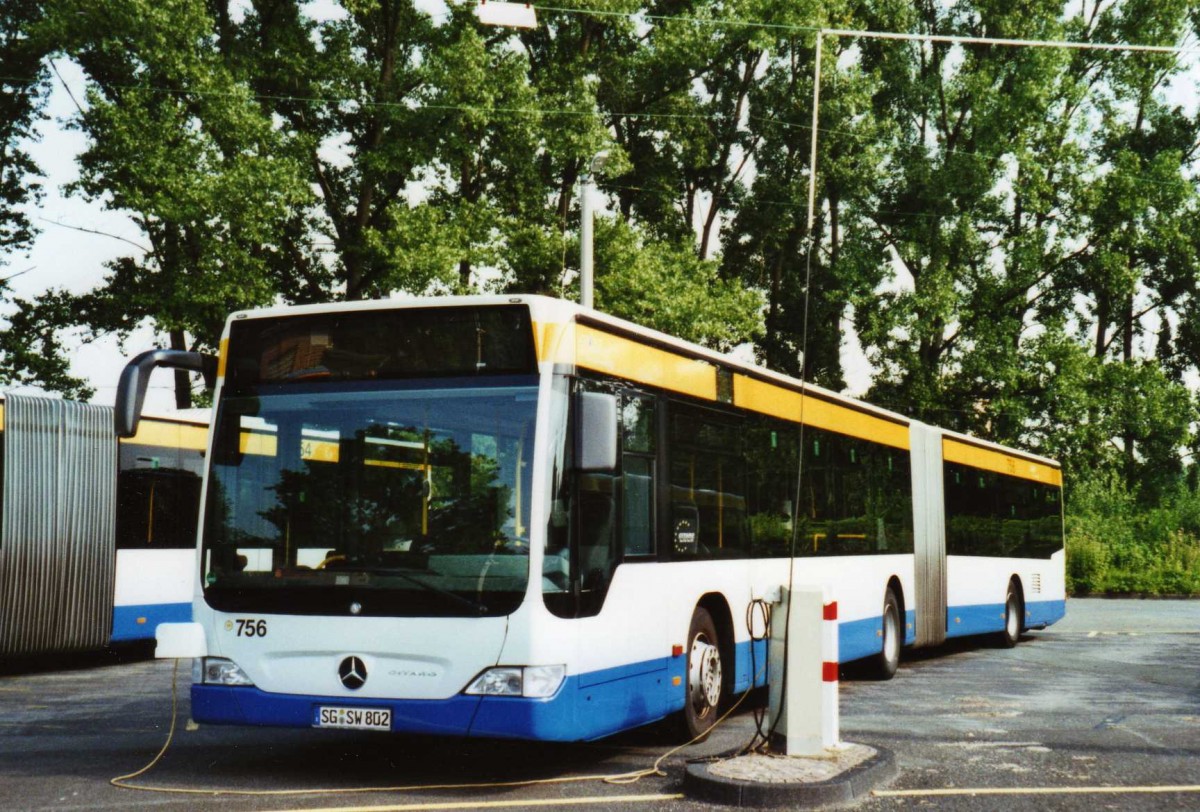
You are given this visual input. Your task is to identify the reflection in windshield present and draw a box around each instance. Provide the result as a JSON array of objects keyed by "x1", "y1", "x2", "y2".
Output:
[{"x1": 202, "y1": 381, "x2": 537, "y2": 617}]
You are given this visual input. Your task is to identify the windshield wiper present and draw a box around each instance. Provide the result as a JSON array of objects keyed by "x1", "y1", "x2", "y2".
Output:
[{"x1": 334, "y1": 566, "x2": 489, "y2": 615}]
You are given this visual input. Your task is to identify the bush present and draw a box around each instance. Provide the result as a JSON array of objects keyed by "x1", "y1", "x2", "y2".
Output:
[{"x1": 1065, "y1": 473, "x2": 1200, "y2": 596}]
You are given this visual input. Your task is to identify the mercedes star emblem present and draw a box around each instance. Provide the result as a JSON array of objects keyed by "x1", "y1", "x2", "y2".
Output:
[{"x1": 338, "y1": 656, "x2": 367, "y2": 690}]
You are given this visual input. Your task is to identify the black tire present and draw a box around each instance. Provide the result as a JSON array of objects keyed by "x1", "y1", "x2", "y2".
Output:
[
  {"x1": 999, "y1": 581, "x2": 1023, "y2": 648},
  {"x1": 679, "y1": 607, "x2": 723, "y2": 741},
  {"x1": 869, "y1": 588, "x2": 901, "y2": 680}
]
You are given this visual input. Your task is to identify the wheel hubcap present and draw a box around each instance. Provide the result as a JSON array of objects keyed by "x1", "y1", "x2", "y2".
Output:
[
  {"x1": 689, "y1": 636, "x2": 722, "y2": 717},
  {"x1": 1007, "y1": 596, "x2": 1019, "y2": 637}
]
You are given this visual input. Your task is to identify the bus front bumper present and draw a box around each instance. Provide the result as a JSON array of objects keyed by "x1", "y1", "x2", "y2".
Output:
[{"x1": 191, "y1": 666, "x2": 674, "y2": 742}]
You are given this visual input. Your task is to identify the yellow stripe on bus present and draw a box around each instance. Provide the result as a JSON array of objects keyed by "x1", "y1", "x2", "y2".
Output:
[
  {"x1": 125, "y1": 419, "x2": 209, "y2": 451},
  {"x1": 240, "y1": 432, "x2": 430, "y2": 468},
  {"x1": 216, "y1": 337, "x2": 229, "y2": 380},
  {"x1": 241, "y1": 431, "x2": 277, "y2": 456},
  {"x1": 734, "y1": 374, "x2": 910, "y2": 449},
  {"x1": 533, "y1": 321, "x2": 569, "y2": 365},
  {"x1": 575, "y1": 325, "x2": 717, "y2": 399},
  {"x1": 302, "y1": 439, "x2": 339, "y2": 463},
  {"x1": 943, "y1": 438, "x2": 1062, "y2": 486},
  {"x1": 364, "y1": 459, "x2": 426, "y2": 471}
]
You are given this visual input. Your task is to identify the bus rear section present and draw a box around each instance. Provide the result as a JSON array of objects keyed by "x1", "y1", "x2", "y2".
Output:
[
  {"x1": 112, "y1": 416, "x2": 207, "y2": 642},
  {"x1": 0, "y1": 396, "x2": 207, "y2": 657}
]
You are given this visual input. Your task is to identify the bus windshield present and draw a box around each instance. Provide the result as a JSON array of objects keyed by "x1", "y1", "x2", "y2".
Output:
[{"x1": 201, "y1": 379, "x2": 537, "y2": 618}]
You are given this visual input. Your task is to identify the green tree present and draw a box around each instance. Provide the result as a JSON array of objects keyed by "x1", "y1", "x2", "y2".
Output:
[
  {"x1": 0, "y1": 0, "x2": 47, "y2": 267},
  {"x1": 594, "y1": 216, "x2": 761, "y2": 348},
  {"x1": 47, "y1": 0, "x2": 309, "y2": 407},
  {"x1": 0, "y1": 1, "x2": 78, "y2": 394},
  {"x1": 722, "y1": 17, "x2": 891, "y2": 387},
  {"x1": 231, "y1": 0, "x2": 442, "y2": 301}
]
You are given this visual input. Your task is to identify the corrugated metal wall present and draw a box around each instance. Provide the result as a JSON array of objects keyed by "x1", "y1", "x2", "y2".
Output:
[{"x1": 0, "y1": 395, "x2": 117, "y2": 657}]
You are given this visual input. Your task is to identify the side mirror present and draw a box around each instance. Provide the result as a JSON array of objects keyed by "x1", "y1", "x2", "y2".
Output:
[
  {"x1": 116, "y1": 349, "x2": 218, "y2": 438},
  {"x1": 575, "y1": 391, "x2": 617, "y2": 472}
]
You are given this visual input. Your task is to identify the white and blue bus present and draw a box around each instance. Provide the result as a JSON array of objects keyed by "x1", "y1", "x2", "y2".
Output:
[
  {"x1": 118, "y1": 296, "x2": 1065, "y2": 741},
  {"x1": 0, "y1": 394, "x2": 206, "y2": 658}
]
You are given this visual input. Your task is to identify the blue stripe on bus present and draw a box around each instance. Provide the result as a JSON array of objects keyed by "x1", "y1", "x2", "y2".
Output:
[
  {"x1": 1024, "y1": 598, "x2": 1066, "y2": 628},
  {"x1": 840, "y1": 615, "x2": 885, "y2": 662},
  {"x1": 193, "y1": 667, "x2": 676, "y2": 742},
  {"x1": 577, "y1": 655, "x2": 668, "y2": 688},
  {"x1": 192, "y1": 685, "x2": 485, "y2": 737},
  {"x1": 944, "y1": 602, "x2": 1006, "y2": 638},
  {"x1": 192, "y1": 599, "x2": 1066, "y2": 741},
  {"x1": 943, "y1": 598, "x2": 1067, "y2": 638},
  {"x1": 110, "y1": 602, "x2": 192, "y2": 642},
  {"x1": 732, "y1": 639, "x2": 770, "y2": 692}
]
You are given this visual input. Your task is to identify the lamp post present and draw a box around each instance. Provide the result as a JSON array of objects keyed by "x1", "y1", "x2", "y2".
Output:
[{"x1": 579, "y1": 150, "x2": 609, "y2": 309}]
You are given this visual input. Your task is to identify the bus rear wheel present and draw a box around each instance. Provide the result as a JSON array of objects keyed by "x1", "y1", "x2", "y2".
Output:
[
  {"x1": 999, "y1": 581, "x2": 1023, "y2": 648},
  {"x1": 870, "y1": 588, "x2": 901, "y2": 680},
  {"x1": 679, "y1": 607, "x2": 723, "y2": 741}
]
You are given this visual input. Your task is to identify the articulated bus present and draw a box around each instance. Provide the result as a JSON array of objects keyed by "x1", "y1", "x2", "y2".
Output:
[
  {"x1": 119, "y1": 296, "x2": 1065, "y2": 741},
  {"x1": 0, "y1": 394, "x2": 206, "y2": 658}
]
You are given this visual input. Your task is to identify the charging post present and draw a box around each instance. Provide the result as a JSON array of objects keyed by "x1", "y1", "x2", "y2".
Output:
[{"x1": 767, "y1": 585, "x2": 840, "y2": 755}]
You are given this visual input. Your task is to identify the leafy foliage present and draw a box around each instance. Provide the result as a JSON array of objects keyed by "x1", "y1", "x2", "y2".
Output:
[
  {"x1": 594, "y1": 217, "x2": 762, "y2": 350},
  {"x1": 1067, "y1": 473, "x2": 1200, "y2": 596},
  {"x1": 0, "y1": 0, "x2": 47, "y2": 265}
]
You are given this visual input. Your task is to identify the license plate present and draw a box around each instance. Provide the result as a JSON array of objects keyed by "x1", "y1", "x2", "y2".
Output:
[{"x1": 314, "y1": 706, "x2": 392, "y2": 731}]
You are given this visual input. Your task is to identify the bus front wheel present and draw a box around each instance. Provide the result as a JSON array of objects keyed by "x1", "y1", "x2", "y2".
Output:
[
  {"x1": 870, "y1": 588, "x2": 901, "y2": 680},
  {"x1": 679, "y1": 607, "x2": 723, "y2": 741}
]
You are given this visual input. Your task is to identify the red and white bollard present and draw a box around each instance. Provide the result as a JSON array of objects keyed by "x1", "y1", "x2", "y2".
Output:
[{"x1": 767, "y1": 585, "x2": 840, "y2": 756}]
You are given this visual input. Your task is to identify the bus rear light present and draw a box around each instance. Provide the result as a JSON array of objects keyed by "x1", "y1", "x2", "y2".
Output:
[
  {"x1": 197, "y1": 657, "x2": 255, "y2": 687},
  {"x1": 464, "y1": 665, "x2": 565, "y2": 698}
]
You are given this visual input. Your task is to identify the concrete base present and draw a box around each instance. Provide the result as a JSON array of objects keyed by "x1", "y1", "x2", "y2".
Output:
[{"x1": 683, "y1": 743, "x2": 897, "y2": 808}]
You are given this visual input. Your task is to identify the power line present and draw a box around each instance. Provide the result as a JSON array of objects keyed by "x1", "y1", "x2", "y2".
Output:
[
  {"x1": 530, "y1": 2, "x2": 821, "y2": 33},
  {"x1": 530, "y1": 4, "x2": 1200, "y2": 54},
  {"x1": 821, "y1": 27, "x2": 1193, "y2": 55},
  {"x1": 803, "y1": 25, "x2": 1200, "y2": 246}
]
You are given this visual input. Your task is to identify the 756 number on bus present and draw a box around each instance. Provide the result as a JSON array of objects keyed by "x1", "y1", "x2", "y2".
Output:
[{"x1": 234, "y1": 618, "x2": 268, "y2": 638}]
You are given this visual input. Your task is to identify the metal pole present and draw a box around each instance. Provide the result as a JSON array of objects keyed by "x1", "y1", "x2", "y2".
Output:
[
  {"x1": 806, "y1": 30, "x2": 824, "y2": 234},
  {"x1": 580, "y1": 169, "x2": 595, "y2": 309}
]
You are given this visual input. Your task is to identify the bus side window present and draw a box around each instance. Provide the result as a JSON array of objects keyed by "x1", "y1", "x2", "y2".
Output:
[
  {"x1": 116, "y1": 466, "x2": 202, "y2": 550},
  {"x1": 577, "y1": 472, "x2": 617, "y2": 613},
  {"x1": 563, "y1": 379, "x2": 624, "y2": 616},
  {"x1": 621, "y1": 395, "x2": 656, "y2": 557},
  {"x1": 744, "y1": 417, "x2": 797, "y2": 558},
  {"x1": 668, "y1": 403, "x2": 749, "y2": 559}
]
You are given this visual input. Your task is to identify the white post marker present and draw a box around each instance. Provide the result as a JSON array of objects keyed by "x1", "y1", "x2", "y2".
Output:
[
  {"x1": 768, "y1": 585, "x2": 841, "y2": 755},
  {"x1": 474, "y1": 0, "x2": 537, "y2": 29},
  {"x1": 579, "y1": 169, "x2": 595, "y2": 309},
  {"x1": 578, "y1": 150, "x2": 609, "y2": 309}
]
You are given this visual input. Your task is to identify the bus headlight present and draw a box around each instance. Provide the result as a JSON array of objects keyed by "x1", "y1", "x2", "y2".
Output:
[
  {"x1": 197, "y1": 657, "x2": 255, "y2": 687},
  {"x1": 465, "y1": 665, "x2": 565, "y2": 698},
  {"x1": 522, "y1": 665, "x2": 567, "y2": 697}
]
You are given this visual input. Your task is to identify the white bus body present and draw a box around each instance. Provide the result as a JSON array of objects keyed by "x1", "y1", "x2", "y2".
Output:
[{"x1": 133, "y1": 295, "x2": 1063, "y2": 741}]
